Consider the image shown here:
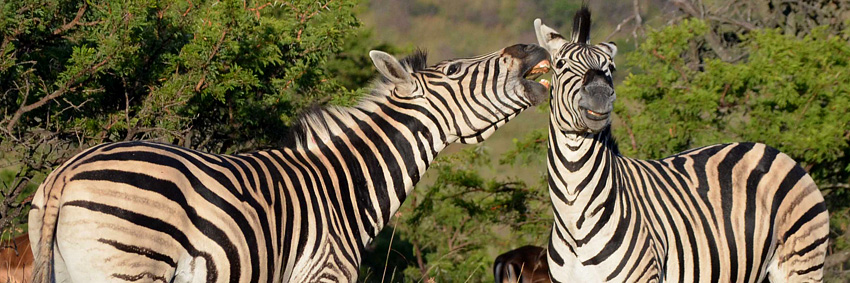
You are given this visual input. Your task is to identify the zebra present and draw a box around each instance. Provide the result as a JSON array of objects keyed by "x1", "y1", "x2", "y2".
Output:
[
  {"x1": 534, "y1": 8, "x2": 829, "y2": 282},
  {"x1": 494, "y1": 245, "x2": 551, "y2": 283},
  {"x1": 27, "y1": 45, "x2": 553, "y2": 283}
]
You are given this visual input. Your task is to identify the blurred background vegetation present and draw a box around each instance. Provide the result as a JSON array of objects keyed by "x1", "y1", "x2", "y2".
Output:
[{"x1": 1, "y1": 0, "x2": 848, "y2": 282}]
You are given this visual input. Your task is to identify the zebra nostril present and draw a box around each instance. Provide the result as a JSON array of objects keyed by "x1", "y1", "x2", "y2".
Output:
[{"x1": 585, "y1": 84, "x2": 614, "y2": 97}]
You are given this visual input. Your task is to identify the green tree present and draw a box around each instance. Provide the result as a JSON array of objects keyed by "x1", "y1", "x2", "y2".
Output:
[
  {"x1": 0, "y1": 0, "x2": 371, "y2": 236},
  {"x1": 393, "y1": 145, "x2": 551, "y2": 282}
]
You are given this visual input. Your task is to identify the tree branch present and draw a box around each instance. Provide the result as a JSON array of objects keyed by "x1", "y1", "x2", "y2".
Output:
[
  {"x1": 4, "y1": 56, "x2": 110, "y2": 133},
  {"x1": 605, "y1": 15, "x2": 635, "y2": 42},
  {"x1": 670, "y1": 0, "x2": 734, "y2": 61},
  {"x1": 53, "y1": 3, "x2": 88, "y2": 35}
]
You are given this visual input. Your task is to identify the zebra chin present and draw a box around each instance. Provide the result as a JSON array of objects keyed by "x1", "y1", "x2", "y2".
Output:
[
  {"x1": 520, "y1": 78, "x2": 549, "y2": 106},
  {"x1": 577, "y1": 88, "x2": 614, "y2": 133}
]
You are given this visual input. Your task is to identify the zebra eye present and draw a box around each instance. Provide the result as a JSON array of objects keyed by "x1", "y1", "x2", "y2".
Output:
[
  {"x1": 446, "y1": 63, "x2": 460, "y2": 75},
  {"x1": 555, "y1": 59, "x2": 566, "y2": 70}
]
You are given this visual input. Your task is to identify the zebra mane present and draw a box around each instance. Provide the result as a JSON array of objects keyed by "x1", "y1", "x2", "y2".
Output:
[
  {"x1": 572, "y1": 6, "x2": 591, "y2": 44},
  {"x1": 601, "y1": 126, "x2": 621, "y2": 156},
  {"x1": 285, "y1": 50, "x2": 429, "y2": 149}
]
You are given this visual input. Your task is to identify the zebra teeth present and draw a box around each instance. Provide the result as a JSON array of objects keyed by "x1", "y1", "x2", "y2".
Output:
[
  {"x1": 540, "y1": 79, "x2": 550, "y2": 89},
  {"x1": 586, "y1": 108, "x2": 608, "y2": 117},
  {"x1": 524, "y1": 60, "x2": 551, "y2": 81},
  {"x1": 533, "y1": 60, "x2": 551, "y2": 74}
]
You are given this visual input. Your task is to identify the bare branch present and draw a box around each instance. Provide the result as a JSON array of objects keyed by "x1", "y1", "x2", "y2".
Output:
[
  {"x1": 631, "y1": 0, "x2": 644, "y2": 41},
  {"x1": 52, "y1": 3, "x2": 87, "y2": 35},
  {"x1": 823, "y1": 183, "x2": 850, "y2": 190},
  {"x1": 4, "y1": 56, "x2": 110, "y2": 133},
  {"x1": 605, "y1": 15, "x2": 635, "y2": 42},
  {"x1": 670, "y1": 0, "x2": 733, "y2": 61},
  {"x1": 706, "y1": 15, "x2": 757, "y2": 31}
]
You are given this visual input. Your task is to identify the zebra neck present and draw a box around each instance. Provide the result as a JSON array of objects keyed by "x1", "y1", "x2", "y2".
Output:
[
  {"x1": 547, "y1": 124, "x2": 621, "y2": 241},
  {"x1": 291, "y1": 96, "x2": 448, "y2": 245}
]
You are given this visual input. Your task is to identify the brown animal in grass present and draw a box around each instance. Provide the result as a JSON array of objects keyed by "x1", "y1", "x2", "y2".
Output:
[
  {"x1": 1, "y1": 234, "x2": 33, "y2": 283},
  {"x1": 493, "y1": 245, "x2": 550, "y2": 283}
]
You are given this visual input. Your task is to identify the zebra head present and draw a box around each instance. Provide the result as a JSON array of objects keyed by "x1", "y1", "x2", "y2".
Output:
[
  {"x1": 368, "y1": 45, "x2": 551, "y2": 144},
  {"x1": 534, "y1": 8, "x2": 618, "y2": 133}
]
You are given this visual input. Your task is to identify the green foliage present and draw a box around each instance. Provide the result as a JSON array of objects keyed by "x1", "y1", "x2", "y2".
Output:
[
  {"x1": 388, "y1": 147, "x2": 551, "y2": 282},
  {"x1": 0, "y1": 0, "x2": 389, "y2": 234},
  {"x1": 1, "y1": 0, "x2": 363, "y2": 150},
  {"x1": 0, "y1": 168, "x2": 41, "y2": 240},
  {"x1": 617, "y1": 18, "x2": 850, "y2": 184}
]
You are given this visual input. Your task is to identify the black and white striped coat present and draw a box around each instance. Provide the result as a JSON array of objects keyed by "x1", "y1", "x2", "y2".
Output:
[
  {"x1": 28, "y1": 45, "x2": 551, "y2": 283},
  {"x1": 534, "y1": 9, "x2": 828, "y2": 283}
]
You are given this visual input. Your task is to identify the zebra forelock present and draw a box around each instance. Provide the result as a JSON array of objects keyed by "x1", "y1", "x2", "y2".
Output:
[{"x1": 571, "y1": 6, "x2": 591, "y2": 45}]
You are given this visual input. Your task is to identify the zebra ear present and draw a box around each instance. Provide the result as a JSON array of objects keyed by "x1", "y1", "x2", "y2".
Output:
[
  {"x1": 369, "y1": 50, "x2": 420, "y2": 98},
  {"x1": 534, "y1": 19, "x2": 567, "y2": 53},
  {"x1": 370, "y1": 51, "x2": 414, "y2": 84}
]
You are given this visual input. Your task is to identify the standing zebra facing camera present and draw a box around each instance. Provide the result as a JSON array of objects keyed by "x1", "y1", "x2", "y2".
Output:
[
  {"x1": 27, "y1": 44, "x2": 553, "y2": 283},
  {"x1": 535, "y1": 8, "x2": 828, "y2": 283}
]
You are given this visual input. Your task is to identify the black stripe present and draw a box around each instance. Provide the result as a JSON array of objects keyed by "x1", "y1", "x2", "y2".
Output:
[
  {"x1": 347, "y1": 110, "x2": 404, "y2": 224},
  {"x1": 787, "y1": 235, "x2": 828, "y2": 261},
  {"x1": 646, "y1": 160, "x2": 703, "y2": 282},
  {"x1": 249, "y1": 152, "x2": 288, "y2": 281},
  {"x1": 717, "y1": 143, "x2": 755, "y2": 282},
  {"x1": 311, "y1": 133, "x2": 364, "y2": 258},
  {"x1": 71, "y1": 169, "x2": 240, "y2": 281},
  {"x1": 688, "y1": 144, "x2": 726, "y2": 282},
  {"x1": 744, "y1": 146, "x2": 778, "y2": 282},
  {"x1": 290, "y1": 147, "x2": 358, "y2": 266},
  {"x1": 98, "y1": 238, "x2": 177, "y2": 268},
  {"x1": 762, "y1": 163, "x2": 808, "y2": 269},
  {"x1": 112, "y1": 272, "x2": 168, "y2": 282},
  {"x1": 324, "y1": 115, "x2": 377, "y2": 239},
  {"x1": 796, "y1": 263, "x2": 825, "y2": 276},
  {"x1": 783, "y1": 204, "x2": 827, "y2": 242}
]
